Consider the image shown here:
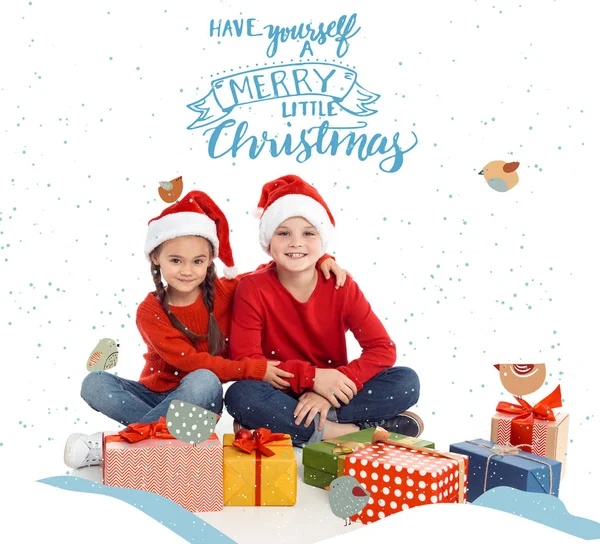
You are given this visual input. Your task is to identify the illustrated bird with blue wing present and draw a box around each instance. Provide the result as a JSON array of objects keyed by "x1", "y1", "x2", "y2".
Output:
[
  {"x1": 479, "y1": 160, "x2": 520, "y2": 192},
  {"x1": 86, "y1": 338, "x2": 119, "y2": 372},
  {"x1": 326, "y1": 475, "x2": 371, "y2": 526},
  {"x1": 166, "y1": 399, "x2": 219, "y2": 445}
]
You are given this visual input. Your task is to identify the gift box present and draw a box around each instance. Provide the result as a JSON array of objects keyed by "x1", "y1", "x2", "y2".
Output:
[
  {"x1": 491, "y1": 385, "x2": 569, "y2": 478},
  {"x1": 103, "y1": 418, "x2": 223, "y2": 512},
  {"x1": 344, "y1": 428, "x2": 467, "y2": 525},
  {"x1": 223, "y1": 428, "x2": 296, "y2": 506},
  {"x1": 302, "y1": 427, "x2": 435, "y2": 489},
  {"x1": 449, "y1": 438, "x2": 561, "y2": 503}
]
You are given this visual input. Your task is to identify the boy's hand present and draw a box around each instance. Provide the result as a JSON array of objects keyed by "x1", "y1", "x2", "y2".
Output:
[
  {"x1": 294, "y1": 391, "x2": 332, "y2": 430},
  {"x1": 320, "y1": 258, "x2": 348, "y2": 289},
  {"x1": 262, "y1": 361, "x2": 294, "y2": 390},
  {"x1": 313, "y1": 368, "x2": 358, "y2": 408}
]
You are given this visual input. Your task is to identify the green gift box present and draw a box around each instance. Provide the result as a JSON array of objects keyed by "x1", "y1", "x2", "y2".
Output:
[{"x1": 302, "y1": 428, "x2": 435, "y2": 489}]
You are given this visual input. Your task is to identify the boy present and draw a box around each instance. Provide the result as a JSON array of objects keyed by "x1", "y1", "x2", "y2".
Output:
[{"x1": 226, "y1": 175, "x2": 422, "y2": 446}]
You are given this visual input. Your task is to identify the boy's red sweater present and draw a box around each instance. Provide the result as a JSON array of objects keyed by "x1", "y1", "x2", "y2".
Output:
[{"x1": 229, "y1": 263, "x2": 396, "y2": 393}]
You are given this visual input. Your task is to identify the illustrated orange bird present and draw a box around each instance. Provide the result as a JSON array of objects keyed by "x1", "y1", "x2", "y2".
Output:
[
  {"x1": 479, "y1": 160, "x2": 520, "y2": 192},
  {"x1": 158, "y1": 176, "x2": 184, "y2": 203},
  {"x1": 494, "y1": 363, "x2": 547, "y2": 397}
]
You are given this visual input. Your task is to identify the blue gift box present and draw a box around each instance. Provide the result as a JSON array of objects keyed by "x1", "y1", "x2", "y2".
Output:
[{"x1": 449, "y1": 438, "x2": 561, "y2": 502}]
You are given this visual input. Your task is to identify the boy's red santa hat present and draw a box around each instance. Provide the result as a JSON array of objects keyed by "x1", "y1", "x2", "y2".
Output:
[
  {"x1": 256, "y1": 174, "x2": 335, "y2": 254},
  {"x1": 145, "y1": 189, "x2": 238, "y2": 279}
]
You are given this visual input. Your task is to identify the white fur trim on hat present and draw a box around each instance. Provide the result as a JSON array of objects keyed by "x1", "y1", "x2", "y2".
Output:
[
  {"x1": 258, "y1": 194, "x2": 334, "y2": 254},
  {"x1": 145, "y1": 211, "x2": 219, "y2": 261},
  {"x1": 222, "y1": 265, "x2": 238, "y2": 279}
]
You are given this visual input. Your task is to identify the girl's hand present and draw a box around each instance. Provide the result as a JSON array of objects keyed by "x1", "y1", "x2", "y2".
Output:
[
  {"x1": 313, "y1": 368, "x2": 358, "y2": 408},
  {"x1": 262, "y1": 360, "x2": 294, "y2": 390},
  {"x1": 320, "y1": 258, "x2": 348, "y2": 289},
  {"x1": 294, "y1": 391, "x2": 332, "y2": 430}
]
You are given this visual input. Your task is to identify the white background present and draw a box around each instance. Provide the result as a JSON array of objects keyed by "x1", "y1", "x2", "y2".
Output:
[{"x1": 1, "y1": 1, "x2": 598, "y2": 543}]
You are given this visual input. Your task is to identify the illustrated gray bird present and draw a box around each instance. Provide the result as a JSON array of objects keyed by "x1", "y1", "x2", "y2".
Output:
[
  {"x1": 166, "y1": 399, "x2": 219, "y2": 445},
  {"x1": 327, "y1": 475, "x2": 370, "y2": 526},
  {"x1": 86, "y1": 338, "x2": 119, "y2": 372}
]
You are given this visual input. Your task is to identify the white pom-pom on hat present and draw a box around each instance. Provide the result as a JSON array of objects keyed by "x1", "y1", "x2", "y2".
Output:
[{"x1": 222, "y1": 266, "x2": 238, "y2": 280}]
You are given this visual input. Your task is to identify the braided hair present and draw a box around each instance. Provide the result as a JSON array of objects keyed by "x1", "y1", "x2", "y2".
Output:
[{"x1": 150, "y1": 243, "x2": 227, "y2": 356}]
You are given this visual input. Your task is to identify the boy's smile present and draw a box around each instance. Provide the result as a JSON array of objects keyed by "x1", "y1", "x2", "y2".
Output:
[{"x1": 269, "y1": 216, "x2": 322, "y2": 273}]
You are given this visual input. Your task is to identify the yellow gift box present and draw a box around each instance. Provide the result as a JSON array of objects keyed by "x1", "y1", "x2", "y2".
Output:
[{"x1": 223, "y1": 430, "x2": 297, "y2": 506}]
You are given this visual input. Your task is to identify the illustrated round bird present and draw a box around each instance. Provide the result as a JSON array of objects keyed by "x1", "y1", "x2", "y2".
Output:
[
  {"x1": 166, "y1": 399, "x2": 218, "y2": 445},
  {"x1": 328, "y1": 475, "x2": 371, "y2": 526},
  {"x1": 86, "y1": 338, "x2": 119, "y2": 372},
  {"x1": 494, "y1": 363, "x2": 547, "y2": 396},
  {"x1": 479, "y1": 160, "x2": 520, "y2": 192},
  {"x1": 158, "y1": 176, "x2": 184, "y2": 203}
]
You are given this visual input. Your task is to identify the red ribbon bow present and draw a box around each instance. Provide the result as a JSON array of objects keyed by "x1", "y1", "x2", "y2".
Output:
[
  {"x1": 105, "y1": 416, "x2": 175, "y2": 444},
  {"x1": 496, "y1": 384, "x2": 562, "y2": 425},
  {"x1": 232, "y1": 427, "x2": 289, "y2": 457}
]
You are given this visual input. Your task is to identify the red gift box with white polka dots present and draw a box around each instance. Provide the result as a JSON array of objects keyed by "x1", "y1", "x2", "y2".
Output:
[{"x1": 344, "y1": 441, "x2": 468, "y2": 524}]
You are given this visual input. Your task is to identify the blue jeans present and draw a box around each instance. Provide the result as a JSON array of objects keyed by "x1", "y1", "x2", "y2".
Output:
[
  {"x1": 224, "y1": 366, "x2": 419, "y2": 447},
  {"x1": 81, "y1": 369, "x2": 224, "y2": 426}
]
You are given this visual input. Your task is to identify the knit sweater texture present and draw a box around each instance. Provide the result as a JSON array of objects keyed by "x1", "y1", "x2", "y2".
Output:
[{"x1": 136, "y1": 275, "x2": 267, "y2": 392}]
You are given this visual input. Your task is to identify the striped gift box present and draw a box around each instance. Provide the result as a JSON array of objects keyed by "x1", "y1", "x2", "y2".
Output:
[
  {"x1": 491, "y1": 412, "x2": 569, "y2": 478},
  {"x1": 103, "y1": 432, "x2": 223, "y2": 512}
]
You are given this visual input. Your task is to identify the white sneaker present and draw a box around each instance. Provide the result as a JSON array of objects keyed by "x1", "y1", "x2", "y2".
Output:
[{"x1": 64, "y1": 432, "x2": 103, "y2": 469}]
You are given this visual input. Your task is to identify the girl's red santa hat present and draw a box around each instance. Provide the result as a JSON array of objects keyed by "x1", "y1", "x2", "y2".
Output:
[
  {"x1": 145, "y1": 190, "x2": 238, "y2": 279},
  {"x1": 256, "y1": 174, "x2": 336, "y2": 254}
]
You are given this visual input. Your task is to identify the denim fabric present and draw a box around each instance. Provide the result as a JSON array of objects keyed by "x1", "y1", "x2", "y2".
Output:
[
  {"x1": 224, "y1": 366, "x2": 420, "y2": 447},
  {"x1": 80, "y1": 369, "x2": 224, "y2": 426}
]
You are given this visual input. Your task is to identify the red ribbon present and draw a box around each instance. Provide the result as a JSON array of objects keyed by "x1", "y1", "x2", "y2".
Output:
[
  {"x1": 232, "y1": 428, "x2": 289, "y2": 457},
  {"x1": 229, "y1": 428, "x2": 290, "y2": 506},
  {"x1": 495, "y1": 385, "x2": 562, "y2": 452},
  {"x1": 496, "y1": 384, "x2": 562, "y2": 423},
  {"x1": 104, "y1": 416, "x2": 175, "y2": 444}
]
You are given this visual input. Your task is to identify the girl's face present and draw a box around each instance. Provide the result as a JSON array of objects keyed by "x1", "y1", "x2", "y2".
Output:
[
  {"x1": 151, "y1": 236, "x2": 213, "y2": 302},
  {"x1": 269, "y1": 216, "x2": 322, "y2": 273}
]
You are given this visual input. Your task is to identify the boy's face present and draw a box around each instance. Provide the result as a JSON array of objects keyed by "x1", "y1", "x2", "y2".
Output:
[
  {"x1": 151, "y1": 236, "x2": 213, "y2": 301},
  {"x1": 269, "y1": 216, "x2": 322, "y2": 273}
]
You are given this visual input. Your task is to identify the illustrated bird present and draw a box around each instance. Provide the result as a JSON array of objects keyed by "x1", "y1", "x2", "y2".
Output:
[
  {"x1": 86, "y1": 338, "x2": 119, "y2": 372},
  {"x1": 326, "y1": 476, "x2": 371, "y2": 526},
  {"x1": 494, "y1": 363, "x2": 547, "y2": 397},
  {"x1": 479, "y1": 160, "x2": 520, "y2": 192},
  {"x1": 166, "y1": 399, "x2": 219, "y2": 445},
  {"x1": 158, "y1": 176, "x2": 184, "y2": 203}
]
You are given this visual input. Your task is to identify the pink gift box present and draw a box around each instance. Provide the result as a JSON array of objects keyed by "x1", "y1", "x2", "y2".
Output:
[{"x1": 103, "y1": 432, "x2": 223, "y2": 512}]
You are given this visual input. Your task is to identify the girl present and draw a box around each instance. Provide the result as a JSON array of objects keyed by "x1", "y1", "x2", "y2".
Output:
[
  {"x1": 225, "y1": 175, "x2": 423, "y2": 447},
  {"x1": 64, "y1": 189, "x2": 344, "y2": 469}
]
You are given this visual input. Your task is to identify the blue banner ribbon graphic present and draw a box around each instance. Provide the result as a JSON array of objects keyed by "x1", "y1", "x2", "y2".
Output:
[{"x1": 187, "y1": 62, "x2": 379, "y2": 129}]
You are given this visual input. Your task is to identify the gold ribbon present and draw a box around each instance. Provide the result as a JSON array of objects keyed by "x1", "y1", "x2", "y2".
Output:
[
  {"x1": 325, "y1": 428, "x2": 466, "y2": 503},
  {"x1": 322, "y1": 439, "x2": 371, "y2": 475},
  {"x1": 324, "y1": 441, "x2": 370, "y2": 455},
  {"x1": 466, "y1": 440, "x2": 554, "y2": 495}
]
